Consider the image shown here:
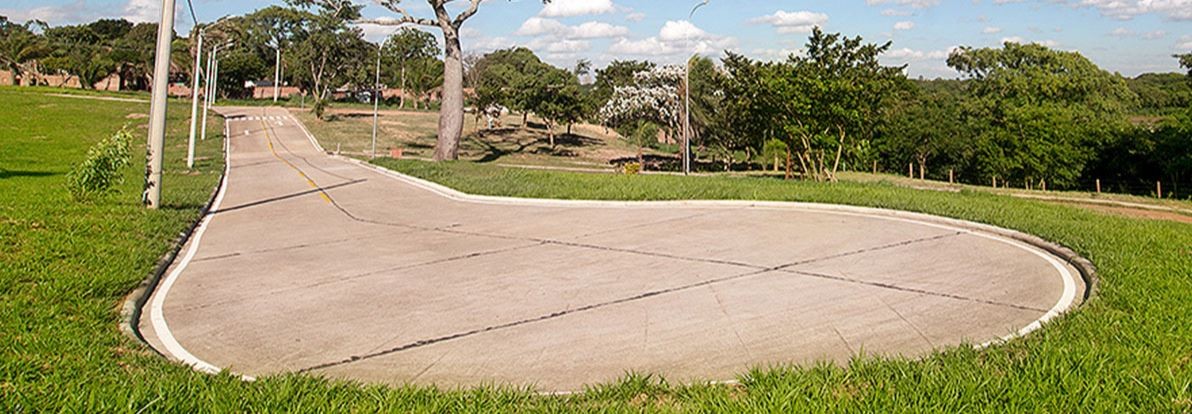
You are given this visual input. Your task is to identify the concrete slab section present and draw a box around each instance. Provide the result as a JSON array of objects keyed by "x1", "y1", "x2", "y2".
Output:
[{"x1": 138, "y1": 106, "x2": 1085, "y2": 393}]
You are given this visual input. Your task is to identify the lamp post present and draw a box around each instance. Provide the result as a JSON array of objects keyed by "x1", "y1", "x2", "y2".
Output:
[
  {"x1": 273, "y1": 43, "x2": 282, "y2": 102},
  {"x1": 201, "y1": 42, "x2": 232, "y2": 142},
  {"x1": 187, "y1": 31, "x2": 204, "y2": 169},
  {"x1": 144, "y1": 0, "x2": 176, "y2": 208},
  {"x1": 371, "y1": 37, "x2": 389, "y2": 159},
  {"x1": 683, "y1": 0, "x2": 710, "y2": 176}
]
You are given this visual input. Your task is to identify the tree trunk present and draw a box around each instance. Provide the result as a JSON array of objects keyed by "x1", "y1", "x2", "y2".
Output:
[
  {"x1": 785, "y1": 147, "x2": 793, "y2": 180},
  {"x1": 433, "y1": 29, "x2": 465, "y2": 161},
  {"x1": 829, "y1": 127, "x2": 846, "y2": 182},
  {"x1": 400, "y1": 63, "x2": 406, "y2": 109},
  {"x1": 547, "y1": 122, "x2": 555, "y2": 148}
]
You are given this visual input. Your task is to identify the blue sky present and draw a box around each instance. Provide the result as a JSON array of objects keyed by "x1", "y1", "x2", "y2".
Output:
[{"x1": 2, "y1": 0, "x2": 1189, "y2": 78}]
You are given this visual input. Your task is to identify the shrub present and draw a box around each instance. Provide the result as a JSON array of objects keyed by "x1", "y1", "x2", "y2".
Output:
[
  {"x1": 623, "y1": 162, "x2": 642, "y2": 175},
  {"x1": 66, "y1": 128, "x2": 133, "y2": 201}
]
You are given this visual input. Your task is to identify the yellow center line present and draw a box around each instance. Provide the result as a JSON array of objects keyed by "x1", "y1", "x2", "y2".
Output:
[{"x1": 259, "y1": 117, "x2": 333, "y2": 204}]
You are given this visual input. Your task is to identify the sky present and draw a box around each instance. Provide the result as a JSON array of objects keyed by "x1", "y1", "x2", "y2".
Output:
[{"x1": 2, "y1": 0, "x2": 1190, "y2": 78}]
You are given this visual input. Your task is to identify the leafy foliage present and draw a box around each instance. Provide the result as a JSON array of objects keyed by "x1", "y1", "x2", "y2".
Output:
[
  {"x1": 65, "y1": 127, "x2": 133, "y2": 201},
  {"x1": 947, "y1": 42, "x2": 1137, "y2": 187}
]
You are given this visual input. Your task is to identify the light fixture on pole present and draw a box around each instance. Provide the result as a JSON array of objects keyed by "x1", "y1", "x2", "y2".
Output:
[
  {"x1": 187, "y1": 30, "x2": 204, "y2": 169},
  {"x1": 371, "y1": 37, "x2": 390, "y2": 159},
  {"x1": 200, "y1": 44, "x2": 215, "y2": 141},
  {"x1": 684, "y1": 0, "x2": 710, "y2": 176},
  {"x1": 273, "y1": 42, "x2": 281, "y2": 103},
  {"x1": 144, "y1": 0, "x2": 177, "y2": 209}
]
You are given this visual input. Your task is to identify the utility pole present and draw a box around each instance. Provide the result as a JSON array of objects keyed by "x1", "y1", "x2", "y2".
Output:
[
  {"x1": 273, "y1": 44, "x2": 281, "y2": 102},
  {"x1": 187, "y1": 32, "x2": 204, "y2": 169},
  {"x1": 144, "y1": 0, "x2": 177, "y2": 209}
]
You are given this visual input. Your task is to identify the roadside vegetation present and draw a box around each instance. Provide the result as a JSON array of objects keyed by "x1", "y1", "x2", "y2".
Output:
[{"x1": 3, "y1": 87, "x2": 1189, "y2": 410}]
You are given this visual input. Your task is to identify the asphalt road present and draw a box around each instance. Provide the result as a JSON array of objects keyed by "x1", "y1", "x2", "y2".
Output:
[{"x1": 140, "y1": 107, "x2": 1083, "y2": 393}]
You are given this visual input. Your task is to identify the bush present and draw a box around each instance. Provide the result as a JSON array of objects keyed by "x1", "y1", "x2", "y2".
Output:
[
  {"x1": 66, "y1": 128, "x2": 133, "y2": 201},
  {"x1": 623, "y1": 162, "x2": 642, "y2": 175}
]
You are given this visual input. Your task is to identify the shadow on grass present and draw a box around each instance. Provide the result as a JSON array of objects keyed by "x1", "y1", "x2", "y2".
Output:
[{"x1": 0, "y1": 170, "x2": 56, "y2": 179}]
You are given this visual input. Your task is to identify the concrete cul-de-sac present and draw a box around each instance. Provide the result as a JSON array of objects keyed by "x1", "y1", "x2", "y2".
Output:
[{"x1": 139, "y1": 107, "x2": 1083, "y2": 393}]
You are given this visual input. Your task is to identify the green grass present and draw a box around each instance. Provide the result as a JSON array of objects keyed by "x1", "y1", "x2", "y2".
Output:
[{"x1": 2, "y1": 85, "x2": 1190, "y2": 411}]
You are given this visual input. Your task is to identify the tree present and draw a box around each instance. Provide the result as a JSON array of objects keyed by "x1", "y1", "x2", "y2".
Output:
[
  {"x1": 948, "y1": 42, "x2": 1136, "y2": 188},
  {"x1": 403, "y1": 55, "x2": 443, "y2": 110},
  {"x1": 321, "y1": 0, "x2": 554, "y2": 161},
  {"x1": 1179, "y1": 53, "x2": 1192, "y2": 82},
  {"x1": 286, "y1": 0, "x2": 368, "y2": 118},
  {"x1": 41, "y1": 24, "x2": 116, "y2": 89},
  {"x1": 593, "y1": 59, "x2": 655, "y2": 113},
  {"x1": 0, "y1": 17, "x2": 49, "y2": 86},
  {"x1": 474, "y1": 47, "x2": 550, "y2": 127},
  {"x1": 382, "y1": 28, "x2": 438, "y2": 109},
  {"x1": 600, "y1": 65, "x2": 685, "y2": 164},
  {"x1": 878, "y1": 86, "x2": 963, "y2": 180},
  {"x1": 532, "y1": 66, "x2": 584, "y2": 147}
]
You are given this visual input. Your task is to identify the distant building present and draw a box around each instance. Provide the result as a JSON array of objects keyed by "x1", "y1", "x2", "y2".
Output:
[{"x1": 248, "y1": 80, "x2": 303, "y2": 100}]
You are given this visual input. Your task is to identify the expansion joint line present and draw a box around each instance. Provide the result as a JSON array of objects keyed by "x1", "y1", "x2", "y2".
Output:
[{"x1": 295, "y1": 232, "x2": 963, "y2": 374}]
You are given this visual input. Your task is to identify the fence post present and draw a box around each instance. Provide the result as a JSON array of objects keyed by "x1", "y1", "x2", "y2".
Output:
[
  {"x1": 1157, "y1": 181, "x2": 1163, "y2": 199},
  {"x1": 872, "y1": 160, "x2": 877, "y2": 175},
  {"x1": 1042, "y1": 179, "x2": 1047, "y2": 192},
  {"x1": 908, "y1": 163, "x2": 914, "y2": 179},
  {"x1": 1096, "y1": 179, "x2": 1101, "y2": 194},
  {"x1": 949, "y1": 169, "x2": 954, "y2": 184},
  {"x1": 993, "y1": 176, "x2": 997, "y2": 188}
]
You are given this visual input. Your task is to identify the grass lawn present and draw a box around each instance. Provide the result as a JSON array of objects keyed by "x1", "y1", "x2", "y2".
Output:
[
  {"x1": 292, "y1": 108, "x2": 655, "y2": 170},
  {"x1": 1, "y1": 84, "x2": 1190, "y2": 411}
]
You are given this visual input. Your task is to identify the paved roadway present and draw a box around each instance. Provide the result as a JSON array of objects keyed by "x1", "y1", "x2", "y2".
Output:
[{"x1": 140, "y1": 107, "x2": 1083, "y2": 392}]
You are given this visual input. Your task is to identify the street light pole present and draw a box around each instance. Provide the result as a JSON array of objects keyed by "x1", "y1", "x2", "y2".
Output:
[
  {"x1": 371, "y1": 39, "x2": 387, "y2": 159},
  {"x1": 684, "y1": 0, "x2": 710, "y2": 176},
  {"x1": 145, "y1": 0, "x2": 177, "y2": 208},
  {"x1": 201, "y1": 44, "x2": 216, "y2": 141},
  {"x1": 187, "y1": 32, "x2": 204, "y2": 169},
  {"x1": 273, "y1": 44, "x2": 281, "y2": 102}
]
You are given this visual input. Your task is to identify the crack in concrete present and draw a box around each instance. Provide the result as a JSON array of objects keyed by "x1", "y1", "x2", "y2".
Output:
[
  {"x1": 781, "y1": 269, "x2": 1048, "y2": 313},
  {"x1": 295, "y1": 232, "x2": 960, "y2": 374}
]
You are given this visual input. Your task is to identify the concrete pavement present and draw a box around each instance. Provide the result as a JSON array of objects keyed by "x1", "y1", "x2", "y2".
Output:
[{"x1": 139, "y1": 106, "x2": 1084, "y2": 392}]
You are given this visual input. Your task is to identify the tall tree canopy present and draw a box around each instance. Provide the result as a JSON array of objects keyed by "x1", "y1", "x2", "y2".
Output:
[
  {"x1": 947, "y1": 42, "x2": 1137, "y2": 187},
  {"x1": 0, "y1": 17, "x2": 49, "y2": 85},
  {"x1": 315, "y1": 0, "x2": 554, "y2": 161},
  {"x1": 381, "y1": 28, "x2": 439, "y2": 109}
]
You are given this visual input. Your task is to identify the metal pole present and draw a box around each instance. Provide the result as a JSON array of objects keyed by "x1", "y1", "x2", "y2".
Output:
[
  {"x1": 683, "y1": 2, "x2": 708, "y2": 175},
  {"x1": 145, "y1": 0, "x2": 176, "y2": 209},
  {"x1": 201, "y1": 45, "x2": 216, "y2": 141},
  {"x1": 211, "y1": 57, "x2": 220, "y2": 105},
  {"x1": 372, "y1": 41, "x2": 383, "y2": 159},
  {"x1": 187, "y1": 33, "x2": 204, "y2": 169},
  {"x1": 273, "y1": 45, "x2": 281, "y2": 102}
]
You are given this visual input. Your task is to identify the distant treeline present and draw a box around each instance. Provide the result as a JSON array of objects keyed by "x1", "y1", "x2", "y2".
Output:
[{"x1": 3, "y1": 12, "x2": 1190, "y2": 196}]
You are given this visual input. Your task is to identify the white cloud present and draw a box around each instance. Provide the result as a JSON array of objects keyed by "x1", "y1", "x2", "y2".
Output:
[
  {"x1": 625, "y1": 12, "x2": 646, "y2": 22},
  {"x1": 1178, "y1": 35, "x2": 1192, "y2": 50},
  {"x1": 539, "y1": 0, "x2": 617, "y2": 18},
  {"x1": 1055, "y1": 0, "x2": 1192, "y2": 21},
  {"x1": 983, "y1": 26, "x2": 1003, "y2": 34},
  {"x1": 865, "y1": 0, "x2": 940, "y2": 9},
  {"x1": 751, "y1": 10, "x2": 829, "y2": 34},
  {"x1": 122, "y1": 0, "x2": 158, "y2": 23},
  {"x1": 894, "y1": 21, "x2": 915, "y2": 30},
  {"x1": 516, "y1": 17, "x2": 628, "y2": 39},
  {"x1": 608, "y1": 20, "x2": 735, "y2": 58}
]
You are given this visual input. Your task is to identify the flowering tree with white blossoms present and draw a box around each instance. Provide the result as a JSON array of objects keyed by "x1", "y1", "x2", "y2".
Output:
[{"x1": 599, "y1": 65, "x2": 685, "y2": 166}]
